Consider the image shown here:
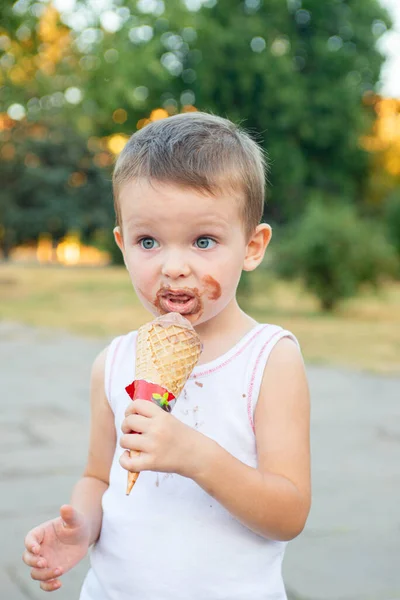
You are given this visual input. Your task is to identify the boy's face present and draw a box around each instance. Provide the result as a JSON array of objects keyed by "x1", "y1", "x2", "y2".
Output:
[{"x1": 114, "y1": 179, "x2": 268, "y2": 327}]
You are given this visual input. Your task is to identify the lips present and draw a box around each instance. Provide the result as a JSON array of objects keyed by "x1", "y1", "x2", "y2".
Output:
[
  {"x1": 161, "y1": 289, "x2": 195, "y2": 300},
  {"x1": 166, "y1": 293, "x2": 192, "y2": 301},
  {"x1": 159, "y1": 290, "x2": 199, "y2": 315}
]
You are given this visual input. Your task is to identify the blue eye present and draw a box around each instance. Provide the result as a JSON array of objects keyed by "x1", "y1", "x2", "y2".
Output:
[
  {"x1": 139, "y1": 237, "x2": 159, "y2": 250},
  {"x1": 195, "y1": 237, "x2": 217, "y2": 250}
]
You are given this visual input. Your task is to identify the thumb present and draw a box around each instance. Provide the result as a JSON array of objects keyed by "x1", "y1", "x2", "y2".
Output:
[{"x1": 59, "y1": 505, "x2": 84, "y2": 529}]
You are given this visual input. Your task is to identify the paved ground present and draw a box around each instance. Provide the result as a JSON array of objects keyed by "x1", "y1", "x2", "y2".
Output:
[{"x1": 1, "y1": 321, "x2": 399, "y2": 600}]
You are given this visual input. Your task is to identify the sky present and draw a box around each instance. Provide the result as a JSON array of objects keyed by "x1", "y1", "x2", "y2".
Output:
[
  {"x1": 52, "y1": 0, "x2": 400, "y2": 98},
  {"x1": 378, "y1": 0, "x2": 400, "y2": 97}
]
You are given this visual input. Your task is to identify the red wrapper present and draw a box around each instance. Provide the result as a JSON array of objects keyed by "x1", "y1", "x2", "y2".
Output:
[
  {"x1": 124, "y1": 379, "x2": 177, "y2": 494},
  {"x1": 125, "y1": 380, "x2": 176, "y2": 412}
]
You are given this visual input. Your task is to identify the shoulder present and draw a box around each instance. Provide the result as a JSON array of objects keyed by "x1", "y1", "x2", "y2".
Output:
[
  {"x1": 90, "y1": 345, "x2": 110, "y2": 397},
  {"x1": 92, "y1": 345, "x2": 109, "y2": 372},
  {"x1": 92, "y1": 330, "x2": 137, "y2": 379},
  {"x1": 264, "y1": 335, "x2": 303, "y2": 370},
  {"x1": 255, "y1": 335, "x2": 309, "y2": 427},
  {"x1": 95, "y1": 331, "x2": 139, "y2": 407},
  {"x1": 248, "y1": 324, "x2": 302, "y2": 378}
]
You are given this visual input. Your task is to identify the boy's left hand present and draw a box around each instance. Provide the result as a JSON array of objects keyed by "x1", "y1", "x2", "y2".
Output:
[{"x1": 119, "y1": 399, "x2": 211, "y2": 479}]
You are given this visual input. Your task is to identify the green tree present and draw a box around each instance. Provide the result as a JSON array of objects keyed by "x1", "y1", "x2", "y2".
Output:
[
  {"x1": 53, "y1": 0, "x2": 391, "y2": 222},
  {"x1": 0, "y1": 119, "x2": 113, "y2": 258},
  {"x1": 0, "y1": 0, "x2": 393, "y2": 255},
  {"x1": 274, "y1": 198, "x2": 398, "y2": 311},
  {"x1": 188, "y1": 0, "x2": 391, "y2": 222},
  {"x1": 82, "y1": 0, "x2": 392, "y2": 219}
]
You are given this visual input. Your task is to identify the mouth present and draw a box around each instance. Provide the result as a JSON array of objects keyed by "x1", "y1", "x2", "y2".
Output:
[{"x1": 159, "y1": 290, "x2": 199, "y2": 315}]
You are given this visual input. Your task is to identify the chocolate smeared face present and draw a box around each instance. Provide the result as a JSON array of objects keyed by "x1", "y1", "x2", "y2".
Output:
[
  {"x1": 115, "y1": 179, "x2": 251, "y2": 328},
  {"x1": 153, "y1": 276, "x2": 222, "y2": 322},
  {"x1": 155, "y1": 286, "x2": 203, "y2": 317}
]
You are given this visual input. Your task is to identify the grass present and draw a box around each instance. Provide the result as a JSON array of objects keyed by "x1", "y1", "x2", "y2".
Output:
[{"x1": 0, "y1": 263, "x2": 399, "y2": 375}]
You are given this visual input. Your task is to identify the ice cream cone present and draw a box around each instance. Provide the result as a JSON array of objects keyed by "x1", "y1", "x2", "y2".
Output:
[{"x1": 125, "y1": 312, "x2": 202, "y2": 494}]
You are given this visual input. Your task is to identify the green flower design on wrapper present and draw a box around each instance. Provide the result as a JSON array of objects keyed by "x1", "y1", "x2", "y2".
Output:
[{"x1": 152, "y1": 392, "x2": 172, "y2": 412}]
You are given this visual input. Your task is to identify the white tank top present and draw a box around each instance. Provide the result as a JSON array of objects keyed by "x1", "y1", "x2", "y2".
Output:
[{"x1": 80, "y1": 323, "x2": 299, "y2": 600}]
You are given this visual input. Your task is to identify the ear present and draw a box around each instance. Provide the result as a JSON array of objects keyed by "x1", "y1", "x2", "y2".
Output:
[
  {"x1": 242, "y1": 224, "x2": 272, "y2": 272},
  {"x1": 113, "y1": 226, "x2": 127, "y2": 267},
  {"x1": 113, "y1": 226, "x2": 124, "y2": 252}
]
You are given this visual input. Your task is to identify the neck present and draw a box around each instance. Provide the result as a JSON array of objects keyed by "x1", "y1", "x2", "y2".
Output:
[{"x1": 193, "y1": 298, "x2": 257, "y2": 365}]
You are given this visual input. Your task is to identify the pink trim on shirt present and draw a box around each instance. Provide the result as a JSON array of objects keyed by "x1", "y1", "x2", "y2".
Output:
[
  {"x1": 247, "y1": 329, "x2": 284, "y2": 432},
  {"x1": 108, "y1": 336, "x2": 124, "y2": 403},
  {"x1": 190, "y1": 325, "x2": 270, "y2": 379}
]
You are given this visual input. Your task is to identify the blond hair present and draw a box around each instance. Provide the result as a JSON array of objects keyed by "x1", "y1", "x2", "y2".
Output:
[{"x1": 112, "y1": 112, "x2": 267, "y2": 240}]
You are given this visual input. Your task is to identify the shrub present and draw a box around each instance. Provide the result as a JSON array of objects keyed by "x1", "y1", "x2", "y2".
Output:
[
  {"x1": 273, "y1": 199, "x2": 398, "y2": 311},
  {"x1": 384, "y1": 189, "x2": 400, "y2": 262}
]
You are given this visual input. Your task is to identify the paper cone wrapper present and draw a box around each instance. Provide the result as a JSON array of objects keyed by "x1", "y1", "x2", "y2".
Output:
[{"x1": 125, "y1": 313, "x2": 202, "y2": 495}]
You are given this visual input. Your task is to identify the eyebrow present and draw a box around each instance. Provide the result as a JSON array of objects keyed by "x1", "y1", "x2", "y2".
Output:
[
  {"x1": 127, "y1": 217, "x2": 229, "y2": 231},
  {"x1": 191, "y1": 220, "x2": 229, "y2": 230}
]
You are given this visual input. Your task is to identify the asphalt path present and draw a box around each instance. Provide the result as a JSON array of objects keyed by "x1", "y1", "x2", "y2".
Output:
[{"x1": 1, "y1": 321, "x2": 399, "y2": 600}]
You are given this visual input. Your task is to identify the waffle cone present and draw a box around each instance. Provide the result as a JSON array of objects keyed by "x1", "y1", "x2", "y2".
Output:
[
  {"x1": 136, "y1": 320, "x2": 202, "y2": 396},
  {"x1": 126, "y1": 313, "x2": 202, "y2": 494}
]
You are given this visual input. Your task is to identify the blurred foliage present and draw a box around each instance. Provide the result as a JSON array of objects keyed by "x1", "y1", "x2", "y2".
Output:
[
  {"x1": 361, "y1": 98, "x2": 400, "y2": 211},
  {"x1": 1, "y1": 0, "x2": 399, "y2": 307},
  {"x1": 384, "y1": 188, "x2": 400, "y2": 261},
  {"x1": 237, "y1": 270, "x2": 253, "y2": 308},
  {"x1": 274, "y1": 198, "x2": 398, "y2": 311},
  {"x1": 0, "y1": 119, "x2": 113, "y2": 257},
  {"x1": 1, "y1": 1, "x2": 392, "y2": 194},
  {"x1": 190, "y1": 0, "x2": 391, "y2": 222}
]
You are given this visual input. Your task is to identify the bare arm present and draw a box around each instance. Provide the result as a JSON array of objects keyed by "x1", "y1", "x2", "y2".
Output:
[
  {"x1": 192, "y1": 338, "x2": 311, "y2": 541},
  {"x1": 22, "y1": 346, "x2": 117, "y2": 592},
  {"x1": 71, "y1": 346, "x2": 117, "y2": 546}
]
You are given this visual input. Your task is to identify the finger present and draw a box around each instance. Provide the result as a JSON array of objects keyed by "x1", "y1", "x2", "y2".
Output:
[
  {"x1": 22, "y1": 550, "x2": 47, "y2": 569},
  {"x1": 121, "y1": 414, "x2": 149, "y2": 434},
  {"x1": 24, "y1": 527, "x2": 44, "y2": 554},
  {"x1": 119, "y1": 449, "x2": 149, "y2": 473},
  {"x1": 31, "y1": 566, "x2": 63, "y2": 582},
  {"x1": 40, "y1": 578, "x2": 62, "y2": 592},
  {"x1": 126, "y1": 399, "x2": 159, "y2": 418},
  {"x1": 120, "y1": 432, "x2": 149, "y2": 452},
  {"x1": 59, "y1": 504, "x2": 83, "y2": 529}
]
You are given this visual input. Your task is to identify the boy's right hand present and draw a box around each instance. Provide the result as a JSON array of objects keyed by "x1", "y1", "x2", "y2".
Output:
[{"x1": 22, "y1": 504, "x2": 90, "y2": 592}]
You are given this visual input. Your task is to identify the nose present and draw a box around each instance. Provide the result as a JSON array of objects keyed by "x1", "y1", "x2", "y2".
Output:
[{"x1": 161, "y1": 249, "x2": 191, "y2": 279}]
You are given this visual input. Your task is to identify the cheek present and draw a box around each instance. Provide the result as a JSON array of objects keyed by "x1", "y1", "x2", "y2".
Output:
[
  {"x1": 126, "y1": 250, "x2": 150, "y2": 276},
  {"x1": 206, "y1": 252, "x2": 243, "y2": 291},
  {"x1": 125, "y1": 256, "x2": 155, "y2": 296}
]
